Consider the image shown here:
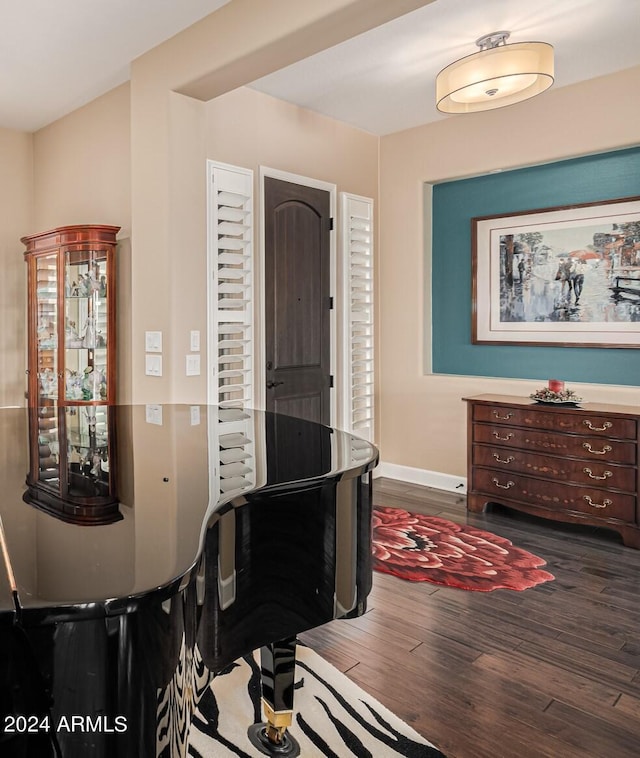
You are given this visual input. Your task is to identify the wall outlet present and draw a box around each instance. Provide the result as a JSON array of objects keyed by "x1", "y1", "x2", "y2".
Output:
[
  {"x1": 145, "y1": 354, "x2": 163, "y2": 376},
  {"x1": 186, "y1": 354, "x2": 200, "y2": 376},
  {"x1": 190, "y1": 405, "x2": 201, "y2": 426}
]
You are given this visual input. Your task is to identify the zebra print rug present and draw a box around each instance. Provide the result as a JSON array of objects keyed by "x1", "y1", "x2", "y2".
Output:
[{"x1": 188, "y1": 646, "x2": 444, "y2": 757}]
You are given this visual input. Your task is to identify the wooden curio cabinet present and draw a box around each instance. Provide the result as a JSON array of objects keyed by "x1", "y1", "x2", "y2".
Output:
[{"x1": 22, "y1": 225, "x2": 121, "y2": 524}]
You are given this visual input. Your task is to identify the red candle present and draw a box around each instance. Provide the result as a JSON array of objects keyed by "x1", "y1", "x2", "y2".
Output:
[{"x1": 548, "y1": 379, "x2": 565, "y2": 393}]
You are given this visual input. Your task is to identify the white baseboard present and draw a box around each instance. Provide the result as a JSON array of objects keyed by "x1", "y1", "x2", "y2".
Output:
[{"x1": 374, "y1": 461, "x2": 467, "y2": 495}]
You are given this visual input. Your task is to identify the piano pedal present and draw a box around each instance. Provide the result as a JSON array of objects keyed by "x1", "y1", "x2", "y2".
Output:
[{"x1": 247, "y1": 721, "x2": 300, "y2": 757}]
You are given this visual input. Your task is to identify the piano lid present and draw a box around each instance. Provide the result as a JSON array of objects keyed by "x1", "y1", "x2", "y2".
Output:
[{"x1": 0, "y1": 405, "x2": 377, "y2": 617}]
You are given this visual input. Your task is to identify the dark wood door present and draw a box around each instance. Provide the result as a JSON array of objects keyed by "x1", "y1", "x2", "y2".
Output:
[{"x1": 264, "y1": 177, "x2": 331, "y2": 425}]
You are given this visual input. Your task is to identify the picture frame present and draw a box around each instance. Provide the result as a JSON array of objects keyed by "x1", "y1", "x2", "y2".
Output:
[{"x1": 472, "y1": 196, "x2": 640, "y2": 347}]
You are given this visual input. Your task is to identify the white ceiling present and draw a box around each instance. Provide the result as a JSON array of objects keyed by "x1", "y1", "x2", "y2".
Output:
[
  {"x1": 2, "y1": 0, "x2": 639, "y2": 135},
  {"x1": 0, "y1": 0, "x2": 230, "y2": 132},
  {"x1": 251, "y1": 0, "x2": 640, "y2": 135}
]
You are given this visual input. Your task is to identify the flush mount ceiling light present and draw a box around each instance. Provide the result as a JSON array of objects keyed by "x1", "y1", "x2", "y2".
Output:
[{"x1": 436, "y1": 31, "x2": 554, "y2": 114}]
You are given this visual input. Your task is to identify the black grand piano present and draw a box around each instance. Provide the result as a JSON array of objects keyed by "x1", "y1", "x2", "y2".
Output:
[{"x1": 0, "y1": 404, "x2": 377, "y2": 757}]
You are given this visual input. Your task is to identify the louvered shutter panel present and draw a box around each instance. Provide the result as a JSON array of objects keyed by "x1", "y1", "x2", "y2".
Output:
[
  {"x1": 341, "y1": 193, "x2": 374, "y2": 442},
  {"x1": 208, "y1": 162, "x2": 259, "y2": 506},
  {"x1": 209, "y1": 406, "x2": 256, "y2": 500},
  {"x1": 207, "y1": 406, "x2": 266, "y2": 611},
  {"x1": 209, "y1": 163, "x2": 254, "y2": 410}
]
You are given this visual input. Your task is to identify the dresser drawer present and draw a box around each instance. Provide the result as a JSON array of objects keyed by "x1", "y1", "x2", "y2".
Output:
[
  {"x1": 473, "y1": 444, "x2": 636, "y2": 492},
  {"x1": 473, "y1": 423, "x2": 637, "y2": 465},
  {"x1": 473, "y1": 404, "x2": 637, "y2": 439},
  {"x1": 472, "y1": 467, "x2": 636, "y2": 523}
]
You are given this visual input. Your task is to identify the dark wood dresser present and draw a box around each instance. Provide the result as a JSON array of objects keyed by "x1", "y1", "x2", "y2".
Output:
[{"x1": 464, "y1": 394, "x2": 640, "y2": 548}]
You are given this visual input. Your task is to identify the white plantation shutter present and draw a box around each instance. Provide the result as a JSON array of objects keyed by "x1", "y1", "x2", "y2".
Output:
[
  {"x1": 207, "y1": 162, "x2": 259, "y2": 506},
  {"x1": 208, "y1": 163, "x2": 254, "y2": 410},
  {"x1": 341, "y1": 193, "x2": 374, "y2": 442},
  {"x1": 209, "y1": 406, "x2": 257, "y2": 501},
  {"x1": 206, "y1": 405, "x2": 266, "y2": 611}
]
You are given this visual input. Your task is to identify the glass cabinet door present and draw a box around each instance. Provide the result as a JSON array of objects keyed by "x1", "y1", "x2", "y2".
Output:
[
  {"x1": 65, "y1": 404, "x2": 112, "y2": 499},
  {"x1": 35, "y1": 253, "x2": 58, "y2": 403},
  {"x1": 33, "y1": 254, "x2": 61, "y2": 495},
  {"x1": 34, "y1": 405, "x2": 60, "y2": 493},
  {"x1": 64, "y1": 249, "x2": 109, "y2": 402}
]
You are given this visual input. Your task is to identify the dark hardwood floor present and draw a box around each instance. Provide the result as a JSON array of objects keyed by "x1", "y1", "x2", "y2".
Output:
[{"x1": 300, "y1": 477, "x2": 640, "y2": 758}]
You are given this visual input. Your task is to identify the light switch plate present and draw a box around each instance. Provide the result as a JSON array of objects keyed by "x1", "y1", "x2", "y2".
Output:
[
  {"x1": 145, "y1": 331, "x2": 162, "y2": 353},
  {"x1": 145, "y1": 354, "x2": 163, "y2": 376},
  {"x1": 145, "y1": 404, "x2": 163, "y2": 425},
  {"x1": 186, "y1": 354, "x2": 200, "y2": 376},
  {"x1": 190, "y1": 330, "x2": 200, "y2": 352},
  {"x1": 190, "y1": 405, "x2": 201, "y2": 426}
]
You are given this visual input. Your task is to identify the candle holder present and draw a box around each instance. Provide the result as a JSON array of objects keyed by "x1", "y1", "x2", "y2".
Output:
[
  {"x1": 530, "y1": 382, "x2": 582, "y2": 406},
  {"x1": 547, "y1": 379, "x2": 565, "y2": 393}
]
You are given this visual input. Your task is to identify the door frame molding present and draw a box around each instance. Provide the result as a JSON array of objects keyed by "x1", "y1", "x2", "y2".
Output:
[{"x1": 258, "y1": 166, "x2": 337, "y2": 427}]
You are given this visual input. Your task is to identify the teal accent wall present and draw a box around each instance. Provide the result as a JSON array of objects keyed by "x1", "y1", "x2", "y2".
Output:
[{"x1": 431, "y1": 146, "x2": 640, "y2": 386}]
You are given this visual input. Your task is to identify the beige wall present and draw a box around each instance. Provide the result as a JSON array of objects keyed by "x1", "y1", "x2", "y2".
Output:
[
  {"x1": 0, "y1": 86, "x2": 131, "y2": 408},
  {"x1": 32, "y1": 82, "x2": 131, "y2": 235},
  {"x1": 0, "y1": 128, "x2": 33, "y2": 407},
  {"x1": 150, "y1": 85, "x2": 379, "y2": 407},
  {"x1": 129, "y1": 0, "x2": 432, "y2": 403},
  {"x1": 378, "y1": 65, "x2": 640, "y2": 479},
  {"x1": 205, "y1": 87, "x2": 378, "y2": 196},
  {"x1": 32, "y1": 82, "x2": 132, "y2": 402},
  {"x1": 203, "y1": 86, "x2": 379, "y2": 417},
  {"x1": 18, "y1": 0, "x2": 393, "y2": 410}
]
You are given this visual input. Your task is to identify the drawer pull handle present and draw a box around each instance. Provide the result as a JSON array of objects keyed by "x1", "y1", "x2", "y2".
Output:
[
  {"x1": 583, "y1": 443, "x2": 612, "y2": 456},
  {"x1": 493, "y1": 454, "x2": 514, "y2": 464},
  {"x1": 583, "y1": 420, "x2": 612, "y2": 431},
  {"x1": 492, "y1": 432, "x2": 514, "y2": 441},
  {"x1": 492, "y1": 411, "x2": 513, "y2": 420},
  {"x1": 492, "y1": 478, "x2": 515, "y2": 490},
  {"x1": 583, "y1": 495, "x2": 612, "y2": 510},
  {"x1": 583, "y1": 468, "x2": 613, "y2": 480}
]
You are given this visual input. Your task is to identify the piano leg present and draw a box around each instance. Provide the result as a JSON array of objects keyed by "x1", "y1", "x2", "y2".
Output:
[{"x1": 247, "y1": 636, "x2": 300, "y2": 757}]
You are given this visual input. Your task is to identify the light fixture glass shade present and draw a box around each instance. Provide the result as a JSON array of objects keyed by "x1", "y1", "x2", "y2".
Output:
[{"x1": 436, "y1": 42, "x2": 554, "y2": 113}]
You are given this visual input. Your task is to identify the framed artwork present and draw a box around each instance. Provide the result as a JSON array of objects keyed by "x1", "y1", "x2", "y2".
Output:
[{"x1": 472, "y1": 196, "x2": 640, "y2": 347}]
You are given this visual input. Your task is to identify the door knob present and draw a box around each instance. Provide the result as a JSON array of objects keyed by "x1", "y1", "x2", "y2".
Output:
[{"x1": 266, "y1": 380, "x2": 284, "y2": 389}]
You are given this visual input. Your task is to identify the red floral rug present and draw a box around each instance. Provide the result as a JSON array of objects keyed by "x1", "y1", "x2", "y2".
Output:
[{"x1": 372, "y1": 507, "x2": 554, "y2": 592}]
